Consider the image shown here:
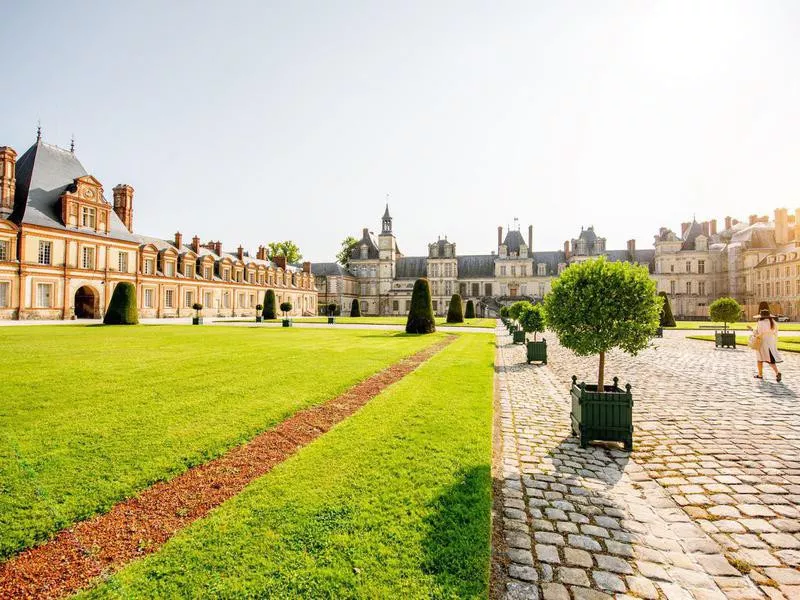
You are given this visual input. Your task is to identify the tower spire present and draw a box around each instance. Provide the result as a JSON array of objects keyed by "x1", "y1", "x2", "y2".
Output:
[
  {"x1": 36, "y1": 121, "x2": 42, "y2": 142},
  {"x1": 70, "y1": 135, "x2": 75, "y2": 153}
]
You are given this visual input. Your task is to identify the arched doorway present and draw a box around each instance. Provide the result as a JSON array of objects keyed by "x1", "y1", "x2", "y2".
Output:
[{"x1": 74, "y1": 286, "x2": 99, "y2": 319}]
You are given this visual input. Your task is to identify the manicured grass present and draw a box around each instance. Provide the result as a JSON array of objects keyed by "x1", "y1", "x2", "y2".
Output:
[
  {"x1": 297, "y1": 316, "x2": 496, "y2": 328},
  {"x1": 0, "y1": 326, "x2": 442, "y2": 559},
  {"x1": 80, "y1": 334, "x2": 494, "y2": 599},
  {"x1": 669, "y1": 320, "x2": 800, "y2": 331},
  {"x1": 688, "y1": 334, "x2": 800, "y2": 353}
]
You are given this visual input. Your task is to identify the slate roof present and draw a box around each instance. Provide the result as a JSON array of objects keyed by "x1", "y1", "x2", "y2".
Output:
[
  {"x1": 578, "y1": 226, "x2": 598, "y2": 243},
  {"x1": 382, "y1": 204, "x2": 391, "y2": 220},
  {"x1": 11, "y1": 140, "x2": 138, "y2": 242},
  {"x1": 532, "y1": 251, "x2": 566, "y2": 273},
  {"x1": 729, "y1": 223, "x2": 776, "y2": 249},
  {"x1": 457, "y1": 255, "x2": 495, "y2": 278},
  {"x1": 606, "y1": 249, "x2": 655, "y2": 271},
  {"x1": 395, "y1": 256, "x2": 428, "y2": 279},
  {"x1": 503, "y1": 230, "x2": 526, "y2": 254},
  {"x1": 350, "y1": 229, "x2": 380, "y2": 260},
  {"x1": 311, "y1": 262, "x2": 351, "y2": 277},
  {"x1": 681, "y1": 220, "x2": 705, "y2": 251}
]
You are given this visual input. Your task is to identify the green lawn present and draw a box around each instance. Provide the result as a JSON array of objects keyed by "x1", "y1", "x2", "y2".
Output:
[
  {"x1": 296, "y1": 316, "x2": 496, "y2": 328},
  {"x1": 79, "y1": 333, "x2": 494, "y2": 599},
  {"x1": 670, "y1": 320, "x2": 800, "y2": 331},
  {"x1": 0, "y1": 326, "x2": 442, "y2": 559},
  {"x1": 688, "y1": 334, "x2": 800, "y2": 353}
]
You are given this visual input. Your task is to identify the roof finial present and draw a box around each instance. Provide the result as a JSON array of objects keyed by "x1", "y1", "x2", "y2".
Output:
[
  {"x1": 36, "y1": 121, "x2": 42, "y2": 142},
  {"x1": 70, "y1": 135, "x2": 75, "y2": 153}
]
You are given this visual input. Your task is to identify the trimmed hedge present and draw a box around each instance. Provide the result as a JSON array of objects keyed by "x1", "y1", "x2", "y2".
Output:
[
  {"x1": 263, "y1": 290, "x2": 276, "y2": 320},
  {"x1": 103, "y1": 282, "x2": 138, "y2": 325},
  {"x1": 658, "y1": 292, "x2": 676, "y2": 327},
  {"x1": 465, "y1": 300, "x2": 475, "y2": 319},
  {"x1": 350, "y1": 299, "x2": 361, "y2": 317},
  {"x1": 446, "y1": 294, "x2": 464, "y2": 323},
  {"x1": 406, "y1": 279, "x2": 436, "y2": 334}
]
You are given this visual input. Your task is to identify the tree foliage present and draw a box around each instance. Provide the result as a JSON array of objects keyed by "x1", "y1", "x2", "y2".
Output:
[
  {"x1": 658, "y1": 292, "x2": 676, "y2": 327},
  {"x1": 499, "y1": 306, "x2": 510, "y2": 319},
  {"x1": 446, "y1": 294, "x2": 464, "y2": 323},
  {"x1": 406, "y1": 279, "x2": 436, "y2": 334},
  {"x1": 465, "y1": 300, "x2": 475, "y2": 319},
  {"x1": 519, "y1": 303, "x2": 546, "y2": 341},
  {"x1": 103, "y1": 282, "x2": 138, "y2": 325},
  {"x1": 508, "y1": 300, "x2": 532, "y2": 322},
  {"x1": 280, "y1": 301, "x2": 293, "y2": 316},
  {"x1": 544, "y1": 257, "x2": 660, "y2": 389},
  {"x1": 336, "y1": 236, "x2": 358, "y2": 267},
  {"x1": 263, "y1": 290, "x2": 276, "y2": 319},
  {"x1": 350, "y1": 299, "x2": 361, "y2": 317},
  {"x1": 267, "y1": 241, "x2": 302, "y2": 264},
  {"x1": 709, "y1": 297, "x2": 741, "y2": 331}
]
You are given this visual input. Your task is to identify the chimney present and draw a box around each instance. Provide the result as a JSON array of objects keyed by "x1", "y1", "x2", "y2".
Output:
[
  {"x1": 528, "y1": 225, "x2": 533, "y2": 252},
  {"x1": 174, "y1": 232, "x2": 183, "y2": 249},
  {"x1": 681, "y1": 222, "x2": 690, "y2": 237},
  {"x1": 191, "y1": 235, "x2": 200, "y2": 253},
  {"x1": 627, "y1": 239, "x2": 636, "y2": 259},
  {"x1": 498, "y1": 226, "x2": 503, "y2": 246},
  {"x1": 214, "y1": 241, "x2": 222, "y2": 256},
  {"x1": 237, "y1": 245, "x2": 244, "y2": 260},
  {"x1": 749, "y1": 214, "x2": 758, "y2": 226},
  {"x1": 112, "y1": 184, "x2": 134, "y2": 232},
  {"x1": 725, "y1": 216, "x2": 732, "y2": 230},
  {"x1": 0, "y1": 146, "x2": 17, "y2": 218},
  {"x1": 710, "y1": 219, "x2": 717, "y2": 235},
  {"x1": 774, "y1": 208, "x2": 789, "y2": 245},
  {"x1": 272, "y1": 255, "x2": 287, "y2": 270},
  {"x1": 362, "y1": 227, "x2": 369, "y2": 239},
  {"x1": 701, "y1": 221, "x2": 710, "y2": 236},
  {"x1": 302, "y1": 261, "x2": 311, "y2": 273},
  {"x1": 563, "y1": 240, "x2": 570, "y2": 260},
  {"x1": 256, "y1": 245, "x2": 266, "y2": 260}
]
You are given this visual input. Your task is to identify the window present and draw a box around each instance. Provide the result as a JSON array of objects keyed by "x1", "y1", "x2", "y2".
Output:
[
  {"x1": 472, "y1": 283, "x2": 480, "y2": 297},
  {"x1": 511, "y1": 266, "x2": 516, "y2": 277},
  {"x1": 698, "y1": 281, "x2": 705, "y2": 295},
  {"x1": 538, "y1": 264, "x2": 546, "y2": 276},
  {"x1": 432, "y1": 300, "x2": 438, "y2": 311},
  {"x1": 670, "y1": 281, "x2": 676, "y2": 294},
  {"x1": 539, "y1": 283, "x2": 546, "y2": 297},
  {"x1": 786, "y1": 281, "x2": 791, "y2": 296},
  {"x1": 392, "y1": 300, "x2": 399, "y2": 312},
  {"x1": 223, "y1": 269, "x2": 230, "y2": 282},
  {"x1": 698, "y1": 260, "x2": 705, "y2": 274},
  {"x1": 239, "y1": 293, "x2": 246, "y2": 307},
  {"x1": 165, "y1": 262, "x2": 174, "y2": 277},
  {"x1": 686, "y1": 261, "x2": 691, "y2": 273},
  {"x1": 459, "y1": 283, "x2": 467, "y2": 296},
  {"x1": 521, "y1": 284, "x2": 527, "y2": 296},
  {"x1": 165, "y1": 289, "x2": 174, "y2": 308},
  {"x1": 144, "y1": 288, "x2": 154, "y2": 308},
  {"x1": 766, "y1": 283, "x2": 771, "y2": 296},
  {"x1": 185, "y1": 263, "x2": 193, "y2": 278},
  {"x1": 80, "y1": 206, "x2": 96, "y2": 228},
  {"x1": 786, "y1": 266, "x2": 791, "y2": 277},
  {"x1": 118, "y1": 251, "x2": 128, "y2": 272},
  {"x1": 223, "y1": 292, "x2": 230, "y2": 308},
  {"x1": 500, "y1": 266, "x2": 507, "y2": 276},
  {"x1": 38, "y1": 241, "x2": 52, "y2": 265},
  {"x1": 686, "y1": 281, "x2": 692, "y2": 294},
  {"x1": 204, "y1": 292, "x2": 212, "y2": 307},
  {"x1": 405, "y1": 300, "x2": 411, "y2": 311},
  {"x1": 204, "y1": 266, "x2": 212, "y2": 279},
  {"x1": 0, "y1": 281, "x2": 8, "y2": 307},
  {"x1": 670, "y1": 264, "x2": 675, "y2": 272},
  {"x1": 521, "y1": 265, "x2": 527, "y2": 276},
  {"x1": 144, "y1": 258, "x2": 154, "y2": 275},
  {"x1": 360, "y1": 300, "x2": 367, "y2": 314},
  {"x1": 36, "y1": 283, "x2": 52, "y2": 307},
  {"x1": 484, "y1": 283, "x2": 492, "y2": 296},
  {"x1": 185, "y1": 290, "x2": 194, "y2": 308},
  {"x1": 249, "y1": 273, "x2": 255, "y2": 284},
  {"x1": 82, "y1": 247, "x2": 95, "y2": 269},
  {"x1": 0, "y1": 240, "x2": 9, "y2": 261}
]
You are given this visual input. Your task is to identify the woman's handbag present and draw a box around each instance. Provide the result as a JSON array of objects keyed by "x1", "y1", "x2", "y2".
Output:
[{"x1": 748, "y1": 333, "x2": 762, "y2": 350}]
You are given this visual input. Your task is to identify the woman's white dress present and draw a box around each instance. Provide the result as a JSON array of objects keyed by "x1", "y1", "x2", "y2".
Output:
[{"x1": 755, "y1": 319, "x2": 783, "y2": 363}]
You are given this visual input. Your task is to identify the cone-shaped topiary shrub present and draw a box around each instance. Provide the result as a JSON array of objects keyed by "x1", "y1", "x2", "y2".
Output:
[
  {"x1": 446, "y1": 293, "x2": 464, "y2": 323},
  {"x1": 406, "y1": 279, "x2": 436, "y2": 334},
  {"x1": 709, "y1": 297, "x2": 741, "y2": 331},
  {"x1": 263, "y1": 290, "x2": 277, "y2": 319},
  {"x1": 658, "y1": 292, "x2": 676, "y2": 327},
  {"x1": 350, "y1": 298, "x2": 361, "y2": 317},
  {"x1": 465, "y1": 299, "x2": 475, "y2": 319},
  {"x1": 103, "y1": 282, "x2": 138, "y2": 325}
]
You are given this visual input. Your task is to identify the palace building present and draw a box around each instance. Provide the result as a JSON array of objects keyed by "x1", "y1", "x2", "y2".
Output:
[{"x1": 0, "y1": 134, "x2": 317, "y2": 320}]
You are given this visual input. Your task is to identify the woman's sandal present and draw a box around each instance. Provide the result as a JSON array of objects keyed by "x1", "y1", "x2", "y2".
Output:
[
  {"x1": 777, "y1": 373, "x2": 782, "y2": 382},
  {"x1": 754, "y1": 375, "x2": 763, "y2": 379}
]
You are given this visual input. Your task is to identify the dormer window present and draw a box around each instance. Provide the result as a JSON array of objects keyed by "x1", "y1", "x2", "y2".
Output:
[
  {"x1": 360, "y1": 245, "x2": 368, "y2": 259},
  {"x1": 185, "y1": 263, "x2": 193, "y2": 278},
  {"x1": 81, "y1": 206, "x2": 96, "y2": 228},
  {"x1": 144, "y1": 258, "x2": 154, "y2": 275},
  {"x1": 538, "y1": 264, "x2": 547, "y2": 276},
  {"x1": 165, "y1": 262, "x2": 174, "y2": 277}
]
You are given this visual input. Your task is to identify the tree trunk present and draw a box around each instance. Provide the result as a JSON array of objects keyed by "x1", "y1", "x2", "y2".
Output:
[{"x1": 598, "y1": 351, "x2": 605, "y2": 391}]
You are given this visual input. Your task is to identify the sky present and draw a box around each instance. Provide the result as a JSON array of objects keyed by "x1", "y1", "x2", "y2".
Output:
[{"x1": 2, "y1": 1, "x2": 800, "y2": 262}]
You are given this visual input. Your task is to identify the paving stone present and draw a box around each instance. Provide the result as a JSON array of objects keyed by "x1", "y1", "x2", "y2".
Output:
[
  {"x1": 595, "y1": 554, "x2": 634, "y2": 574},
  {"x1": 593, "y1": 570, "x2": 627, "y2": 593},
  {"x1": 636, "y1": 560, "x2": 670, "y2": 581},
  {"x1": 761, "y1": 533, "x2": 800, "y2": 549},
  {"x1": 764, "y1": 567, "x2": 800, "y2": 585},
  {"x1": 557, "y1": 566, "x2": 590, "y2": 586},
  {"x1": 534, "y1": 531, "x2": 565, "y2": 546},
  {"x1": 695, "y1": 553, "x2": 742, "y2": 576},
  {"x1": 507, "y1": 531, "x2": 533, "y2": 550},
  {"x1": 535, "y1": 544, "x2": 560, "y2": 564},
  {"x1": 571, "y1": 587, "x2": 614, "y2": 600},
  {"x1": 626, "y1": 575, "x2": 660, "y2": 599},
  {"x1": 509, "y1": 564, "x2": 539, "y2": 582},
  {"x1": 568, "y1": 534, "x2": 603, "y2": 552},
  {"x1": 540, "y1": 582, "x2": 569, "y2": 600},
  {"x1": 508, "y1": 548, "x2": 534, "y2": 566},
  {"x1": 604, "y1": 539, "x2": 634, "y2": 557},
  {"x1": 506, "y1": 580, "x2": 540, "y2": 599}
]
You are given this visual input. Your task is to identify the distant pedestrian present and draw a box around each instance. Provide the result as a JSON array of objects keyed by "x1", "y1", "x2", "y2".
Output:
[{"x1": 749, "y1": 308, "x2": 783, "y2": 381}]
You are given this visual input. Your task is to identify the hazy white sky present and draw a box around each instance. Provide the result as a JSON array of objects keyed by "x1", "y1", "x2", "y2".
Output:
[{"x1": 2, "y1": 1, "x2": 799, "y2": 261}]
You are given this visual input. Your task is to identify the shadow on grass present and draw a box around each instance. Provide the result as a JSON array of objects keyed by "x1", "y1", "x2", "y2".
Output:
[{"x1": 422, "y1": 464, "x2": 492, "y2": 598}]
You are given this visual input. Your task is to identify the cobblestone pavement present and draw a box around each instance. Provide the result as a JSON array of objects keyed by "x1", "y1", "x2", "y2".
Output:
[{"x1": 497, "y1": 328, "x2": 800, "y2": 600}]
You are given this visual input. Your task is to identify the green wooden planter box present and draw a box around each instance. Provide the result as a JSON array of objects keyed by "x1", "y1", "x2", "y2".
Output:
[
  {"x1": 508, "y1": 323, "x2": 517, "y2": 334},
  {"x1": 570, "y1": 375, "x2": 633, "y2": 451},
  {"x1": 327, "y1": 316, "x2": 335, "y2": 324},
  {"x1": 513, "y1": 330, "x2": 526, "y2": 344},
  {"x1": 715, "y1": 331, "x2": 736, "y2": 348},
  {"x1": 256, "y1": 316, "x2": 263, "y2": 323},
  {"x1": 192, "y1": 317, "x2": 203, "y2": 325},
  {"x1": 526, "y1": 339, "x2": 547, "y2": 364},
  {"x1": 282, "y1": 319, "x2": 292, "y2": 328}
]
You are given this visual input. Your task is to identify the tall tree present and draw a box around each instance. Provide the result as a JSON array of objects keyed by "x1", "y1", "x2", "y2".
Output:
[
  {"x1": 336, "y1": 236, "x2": 358, "y2": 267},
  {"x1": 267, "y1": 241, "x2": 302, "y2": 264}
]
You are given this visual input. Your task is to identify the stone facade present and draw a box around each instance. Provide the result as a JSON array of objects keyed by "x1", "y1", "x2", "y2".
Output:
[{"x1": 0, "y1": 136, "x2": 317, "y2": 320}]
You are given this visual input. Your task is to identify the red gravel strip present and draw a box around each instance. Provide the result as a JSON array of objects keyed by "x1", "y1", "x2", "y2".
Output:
[{"x1": 1, "y1": 336, "x2": 455, "y2": 599}]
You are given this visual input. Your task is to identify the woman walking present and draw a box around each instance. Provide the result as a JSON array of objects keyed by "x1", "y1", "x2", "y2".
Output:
[{"x1": 750, "y1": 308, "x2": 783, "y2": 381}]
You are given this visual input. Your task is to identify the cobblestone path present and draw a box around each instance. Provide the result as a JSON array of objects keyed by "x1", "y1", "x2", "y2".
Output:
[{"x1": 497, "y1": 329, "x2": 800, "y2": 600}]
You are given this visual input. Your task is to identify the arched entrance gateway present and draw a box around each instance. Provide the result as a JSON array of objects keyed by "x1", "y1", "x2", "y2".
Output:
[{"x1": 74, "y1": 286, "x2": 99, "y2": 319}]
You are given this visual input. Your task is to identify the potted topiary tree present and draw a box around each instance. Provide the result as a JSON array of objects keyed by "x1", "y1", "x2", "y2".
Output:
[
  {"x1": 406, "y1": 279, "x2": 436, "y2": 334},
  {"x1": 350, "y1": 298, "x2": 361, "y2": 317},
  {"x1": 104, "y1": 282, "x2": 139, "y2": 325},
  {"x1": 280, "y1": 301, "x2": 293, "y2": 327},
  {"x1": 520, "y1": 303, "x2": 547, "y2": 363},
  {"x1": 263, "y1": 289, "x2": 276, "y2": 320},
  {"x1": 465, "y1": 299, "x2": 475, "y2": 319},
  {"x1": 255, "y1": 303, "x2": 263, "y2": 323},
  {"x1": 508, "y1": 300, "x2": 532, "y2": 343},
  {"x1": 656, "y1": 291, "x2": 676, "y2": 337},
  {"x1": 544, "y1": 257, "x2": 661, "y2": 451},
  {"x1": 709, "y1": 297, "x2": 741, "y2": 349},
  {"x1": 499, "y1": 305, "x2": 510, "y2": 327},
  {"x1": 446, "y1": 293, "x2": 464, "y2": 324},
  {"x1": 327, "y1": 303, "x2": 337, "y2": 324},
  {"x1": 191, "y1": 302, "x2": 203, "y2": 325}
]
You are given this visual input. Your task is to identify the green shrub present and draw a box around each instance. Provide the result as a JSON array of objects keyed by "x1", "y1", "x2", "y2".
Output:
[
  {"x1": 519, "y1": 304, "x2": 546, "y2": 341},
  {"x1": 263, "y1": 290, "x2": 276, "y2": 319},
  {"x1": 446, "y1": 294, "x2": 464, "y2": 323},
  {"x1": 465, "y1": 300, "x2": 475, "y2": 319},
  {"x1": 499, "y1": 306, "x2": 510, "y2": 319},
  {"x1": 279, "y1": 301, "x2": 292, "y2": 317},
  {"x1": 103, "y1": 282, "x2": 138, "y2": 325},
  {"x1": 327, "y1": 303, "x2": 337, "y2": 316},
  {"x1": 406, "y1": 279, "x2": 436, "y2": 334},
  {"x1": 709, "y1": 297, "x2": 741, "y2": 331},
  {"x1": 658, "y1": 292, "x2": 676, "y2": 327},
  {"x1": 350, "y1": 299, "x2": 361, "y2": 317},
  {"x1": 544, "y1": 257, "x2": 660, "y2": 389},
  {"x1": 508, "y1": 300, "x2": 532, "y2": 322}
]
